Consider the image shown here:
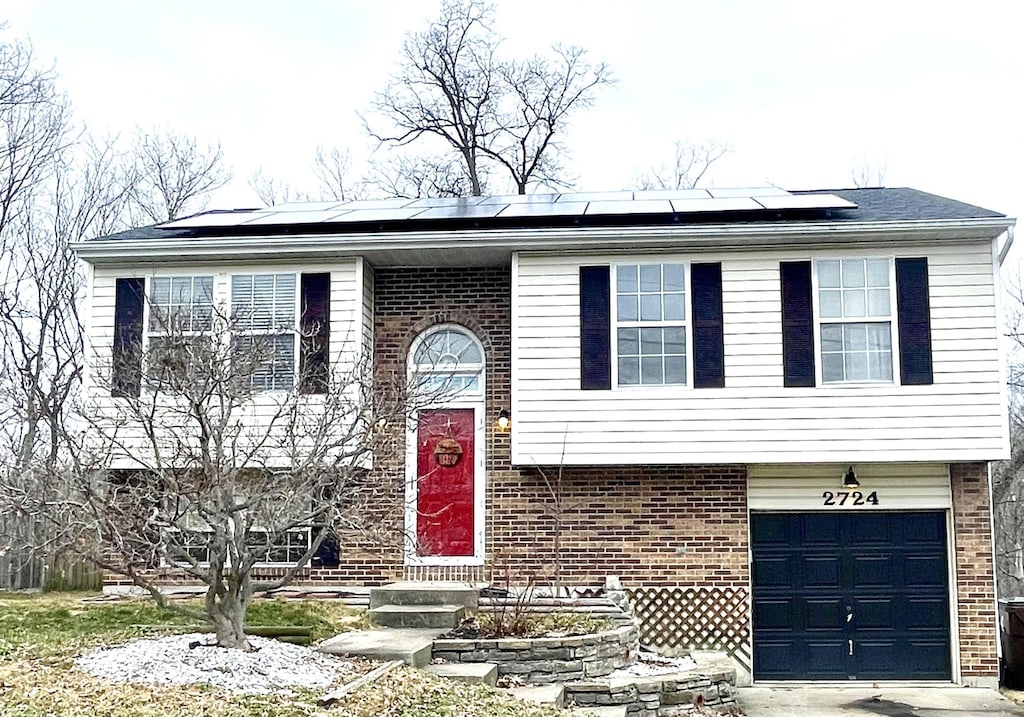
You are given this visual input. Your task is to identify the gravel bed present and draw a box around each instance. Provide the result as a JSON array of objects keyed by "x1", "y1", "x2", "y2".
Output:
[{"x1": 75, "y1": 633, "x2": 365, "y2": 694}]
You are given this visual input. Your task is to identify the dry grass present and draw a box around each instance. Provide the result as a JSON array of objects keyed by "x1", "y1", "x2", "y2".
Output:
[{"x1": 0, "y1": 592, "x2": 591, "y2": 717}]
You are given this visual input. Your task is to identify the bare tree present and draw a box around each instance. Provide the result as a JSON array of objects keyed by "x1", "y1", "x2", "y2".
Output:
[
  {"x1": 850, "y1": 155, "x2": 887, "y2": 188},
  {"x1": 364, "y1": 0, "x2": 609, "y2": 196},
  {"x1": 248, "y1": 166, "x2": 300, "y2": 207},
  {"x1": 313, "y1": 145, "x2": 361, "y2": 202},
  {"x1": 488, "y1": 45, "x2": 610, "y2": 194},
  {"x1": 5, "y1": 298, "x2": 437, "y2": 649},
  {"x1": 632, "y1": 140, "x2": 730, "y2": 191},
  {"x1": 128, "y1": 128, "x2": 231, "y2": 223},
  {"x1": 362, "y1": 152, "x2": 475, "y2": 199}
]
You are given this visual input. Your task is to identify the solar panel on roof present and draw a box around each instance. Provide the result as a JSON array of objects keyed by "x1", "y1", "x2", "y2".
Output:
[
  {"x1": 334, "y1": 198, "x2": 416, "y2": 210},
  {"x1": 754, "y1": 194, "x2": 857, "y2": 210},
  {"x1": 327, "y1": 207, "x2": 427, "y2": 222},
  {"x1": 633, "y1": 189, "x2": 713, "y2": 200},
  {"x1": 585, "y1": 199, "x2": 674, "y2": 215},
  {"x1": 264, "y1": 201, "x2": 348, "y2": 212},
  {"x1": 159, "y1": 211, "x2": 265, "y2": 229},
  {"x1": 708, "y1": 187, "x2": 789, "y2": 198},
  {"x1": 415, "y1": 204, "x2": 505, "y2": 220},
  {"x1": 669, "y1": 197, "x2": 763, "y2": 213},
  {"x1": 241, "y1": 210, "x2": 354, "y2": 225},
  {"x1": 497, "y1": 201, "x2": 589, "y2": 218},
  {"x1": 478, "y1": 193, "x2": 559, "y2": 204},
  {"x1": 404, "y1": 197, "x2": 488, "y2": 208},
  {"x1": 557, "y1": 190, "x2": 635, "y2": 202}
]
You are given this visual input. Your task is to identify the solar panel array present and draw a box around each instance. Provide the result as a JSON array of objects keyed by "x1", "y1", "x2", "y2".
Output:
[{"x1": 158, "y1": 188, "x2": 857, "y2": 230}]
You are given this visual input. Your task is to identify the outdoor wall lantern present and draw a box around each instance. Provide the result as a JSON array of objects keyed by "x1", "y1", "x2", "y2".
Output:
[
  {"x1": 496, "y1": 409, "x2": 511, "y2": 432},
  {"x1": 842, "y1": 466, "x2": 860, "y2": 489}
]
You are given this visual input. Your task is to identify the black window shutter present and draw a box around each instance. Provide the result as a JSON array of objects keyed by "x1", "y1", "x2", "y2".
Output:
[
  {"x1": 112, "y1": 277, "x2": 145, "y2": 398},
  {"x1": 299, "y1": 272, "x2": 331, "y2": 394},
  {"x1": 780, "y1": 261, "x2": 815, "y2": 387},
  {"x1": 691, "y1": 262, "x2": 725, "y2": 388},
  {"x1": 580, "y1": 266, "x2": 611, "y2": 390},
  {"x1": 896, "y1": 257, "x2": 933, "y2": 385}
]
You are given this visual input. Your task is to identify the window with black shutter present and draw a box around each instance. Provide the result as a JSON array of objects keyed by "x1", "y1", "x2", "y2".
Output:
[{"x1": 112, "y1": 277, "x2": 145, "y2": 397}]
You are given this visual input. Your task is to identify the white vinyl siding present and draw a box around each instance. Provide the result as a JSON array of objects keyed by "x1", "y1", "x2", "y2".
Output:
[
  {"x1": 87, "y1": 260, "x2": 364, "y2": 469},
  {"x1": 747, "y1": 463, "x2": 951, "y2": 511},
  {"x1": 511, "y1": 241, "x2": 1006, "y2": 465}
]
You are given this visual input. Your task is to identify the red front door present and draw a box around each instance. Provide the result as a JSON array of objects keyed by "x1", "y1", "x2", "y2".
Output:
[{"x1": 416, "y1": 409, "x2": 475, "y2": 557}]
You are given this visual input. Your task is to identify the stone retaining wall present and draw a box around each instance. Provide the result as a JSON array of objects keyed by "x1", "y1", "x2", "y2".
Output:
[
  {"x1": 566, "y1": 668, "x2": 736, "y2": 716},
  {"x1": 432, "y1": 623, "x2": 640, "y2": 684}
]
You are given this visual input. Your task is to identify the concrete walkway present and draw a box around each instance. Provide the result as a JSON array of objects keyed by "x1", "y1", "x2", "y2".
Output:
[{"x1": 737, "y1": 686, "x2": 1024, "y2": 716}]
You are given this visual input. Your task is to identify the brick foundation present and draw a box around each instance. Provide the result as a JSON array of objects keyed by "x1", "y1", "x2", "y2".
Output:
[{"x1": 951, "y1": 461, "x2": 999, "y2": 683}]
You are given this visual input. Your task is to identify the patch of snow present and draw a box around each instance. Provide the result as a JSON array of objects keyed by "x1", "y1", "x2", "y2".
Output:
[
  {"x1": 75, "y1": 633, "x2": 363, "y2": 694},
  {"x1": 606, "y1": 651, "x2": 698, "y2": 678}
]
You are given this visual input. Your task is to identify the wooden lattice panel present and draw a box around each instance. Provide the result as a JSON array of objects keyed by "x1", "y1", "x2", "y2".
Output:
[{"x1": 627, "y1": 586, "x2": 751, "y2": 669}]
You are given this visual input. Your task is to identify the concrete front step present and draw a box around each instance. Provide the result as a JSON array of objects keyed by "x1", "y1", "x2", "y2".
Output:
[
  {"x1": 369, "y1": 604, "x2": 466, "y2": 629},
  {"x1": 423, "y1": 661, "x2": 497, "y2": 686},
  {"x1": 318, "y1": 628, "x2": 443, "y2": 668},
  {"x1": 509, "y1": 683, "x2": 566, "y2": 709},
  {"x1": 369, "y1": 581, "x2": 479, "y2": 610}
]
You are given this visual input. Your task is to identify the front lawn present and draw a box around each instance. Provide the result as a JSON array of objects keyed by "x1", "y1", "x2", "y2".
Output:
[{"x1": 0, "y1": 593, "x2": 572, "y2": 717}]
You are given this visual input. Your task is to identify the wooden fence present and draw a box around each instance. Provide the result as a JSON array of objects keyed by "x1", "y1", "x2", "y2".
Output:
[{"x1": 0, "y1": 515, "x2": 102, "y2": 592}]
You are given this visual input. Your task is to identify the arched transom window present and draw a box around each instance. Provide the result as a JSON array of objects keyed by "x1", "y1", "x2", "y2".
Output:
[{"x1": 410, "y1": 326, "x2": 484, "y2": 398}]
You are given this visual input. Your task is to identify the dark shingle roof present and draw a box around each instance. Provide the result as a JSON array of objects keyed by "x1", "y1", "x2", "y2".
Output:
[{"x1": 90, "y1": 187, "x2": 1007, "y2": 243}]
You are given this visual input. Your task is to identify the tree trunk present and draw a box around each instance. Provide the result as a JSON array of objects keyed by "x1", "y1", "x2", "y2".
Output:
[{"x1": 206, "y1": 570, "x2": 253, "y2": 650}]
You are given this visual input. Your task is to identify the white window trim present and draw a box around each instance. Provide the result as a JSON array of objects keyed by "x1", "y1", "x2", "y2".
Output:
[
  {"x1": 811, "y1": 257, "x2": 902, "y2": 387},
  {"x1": 143, "y1": 273, "x2": 217, "y2": 393},
  {"x1": 610, "y1": 262, "x2": 691, "y2": 390},
  {"x1": 166, "y1": 525, "x2": 313, "y2": 568},
  {"x1": 229, "y1": 272, "x2": 301, "y2": 393},
  {"x1": 404, "y1": 325, "x2": 486, "y2": 567}
]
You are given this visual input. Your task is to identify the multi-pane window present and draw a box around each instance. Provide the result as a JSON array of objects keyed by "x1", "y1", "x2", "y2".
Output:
[
  {"x1": 147, "y1": 276, "x2": 214, "y2": 389},
  {"x1": 412, "y1": 327, "x2": 484, "y2": 396},
  {"x1": 614, "y1": 263, "x2": 687, "y2": 386},
  {"x1": 231, "y1": 274, "x2": 297, "y2": 391},
  {"x1": 817, "y1": 258, "x2": 894, "y2": 383}
]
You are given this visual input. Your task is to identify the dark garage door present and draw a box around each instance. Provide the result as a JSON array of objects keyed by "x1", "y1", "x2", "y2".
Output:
[{"x1": 751, "y1": 512, "x2": 951, "y2": 681}]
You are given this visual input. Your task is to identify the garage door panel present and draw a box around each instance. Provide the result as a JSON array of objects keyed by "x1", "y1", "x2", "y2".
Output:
[
  {"x1": 752, "y1": 511, "x2": 951, "y2": 681},
  {"x1": 905, "y1": 554, "x2": 947, "y2": 586},
  {"x1": 805, "y1": 555, "x2": 841, "y2": 587},
  {"x1": 803, "y1": 514, "x2": 840, "y2": 544},
  {"x1": 806, "y1": 598, "x2": 845, "y2": 630},
  {"x1": 901, "y1": 513, "x2": 947, "y2": 543},
  {"x1": 752, "y1": 555, "x2": 795, "y2": 587},
  {"x1": 754, "y1": 598, "x2": 797, "y2": 630},
  {"x1": 853, "y1": 598, "x2": 898, "y2": 629},
  {"x1": 851, "y1": 554, "x2": 895, "y2": 587},
  {"x1": 906, "y1": 597, "x2": 949, "y2": 630},
  {"x1": 850, "y1": 514, "x2": 892, "y2": 544},
  {"x1": 806, "y1": 640, "x2": 849, "y2": 677},
  {"x1": 751, "y1": 514, "x2": 790, "y2": 544}
]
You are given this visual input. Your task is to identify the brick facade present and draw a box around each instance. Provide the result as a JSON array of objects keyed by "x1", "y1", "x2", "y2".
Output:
[
  {"x1": 321, "y1": 266, "x2": 750, "y2": 591},
  {"x1": 951, "y1": 461, "x2": 999, "y2": 682}
]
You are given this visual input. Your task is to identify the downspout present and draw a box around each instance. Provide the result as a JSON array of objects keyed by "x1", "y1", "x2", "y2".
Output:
[{"x1": 999, "y1": 226, "x2": 1016, "y2": 266}]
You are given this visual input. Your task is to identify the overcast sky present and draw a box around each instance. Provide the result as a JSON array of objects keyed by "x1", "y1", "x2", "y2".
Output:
[{"x1": 6, "y1": 0, "x2": 1023, "y2": 252}]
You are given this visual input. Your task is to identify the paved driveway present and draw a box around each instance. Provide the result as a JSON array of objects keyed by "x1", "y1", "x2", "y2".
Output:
[{"x1": 736, "y1": 686, "x2": 1024, "y2": 716}]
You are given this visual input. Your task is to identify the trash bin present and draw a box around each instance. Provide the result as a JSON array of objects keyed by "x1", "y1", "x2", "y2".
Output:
[{"x1": 1000, "y1": 598, "x2": 1024, "y2": 688}]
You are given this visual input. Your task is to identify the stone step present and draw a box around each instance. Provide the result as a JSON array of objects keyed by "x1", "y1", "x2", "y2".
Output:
[
  {"x1": 369, "y1": 581, "x2": 479, "y2": 610},
  {"x1": 508, "y1": 683, "x2": 566, "y2": 709},
  {"x1": 369, "y1": 604, "x2": 467, "y2": 629},
  {"x1": 318, "y1": 628, "x2": 442, "y2": 668},
  {"x1": 423, "y1": 661, "x2": 497, "y2": 686},
  {"x1": 571, "y1": 707, "x2": 627, "y2": 717}
]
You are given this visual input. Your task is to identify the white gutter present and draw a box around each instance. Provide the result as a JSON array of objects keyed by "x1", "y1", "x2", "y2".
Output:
[
  {"x1": 71, "y1": 216, "x2": 1016, "y2": 264},
  {"x1": 999, "y1": 226, "x2": 1016, "y2": 265}
]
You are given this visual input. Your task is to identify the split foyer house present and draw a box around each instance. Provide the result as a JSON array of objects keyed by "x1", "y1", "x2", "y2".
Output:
[{"x1": 74, "y1": 186, "x2": 1013, "y2": 686}]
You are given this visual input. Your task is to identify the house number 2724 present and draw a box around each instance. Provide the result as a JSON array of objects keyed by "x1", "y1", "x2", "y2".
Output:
[{"x1": 822, "y1": 490, "x2": 879, "y2": 506}]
